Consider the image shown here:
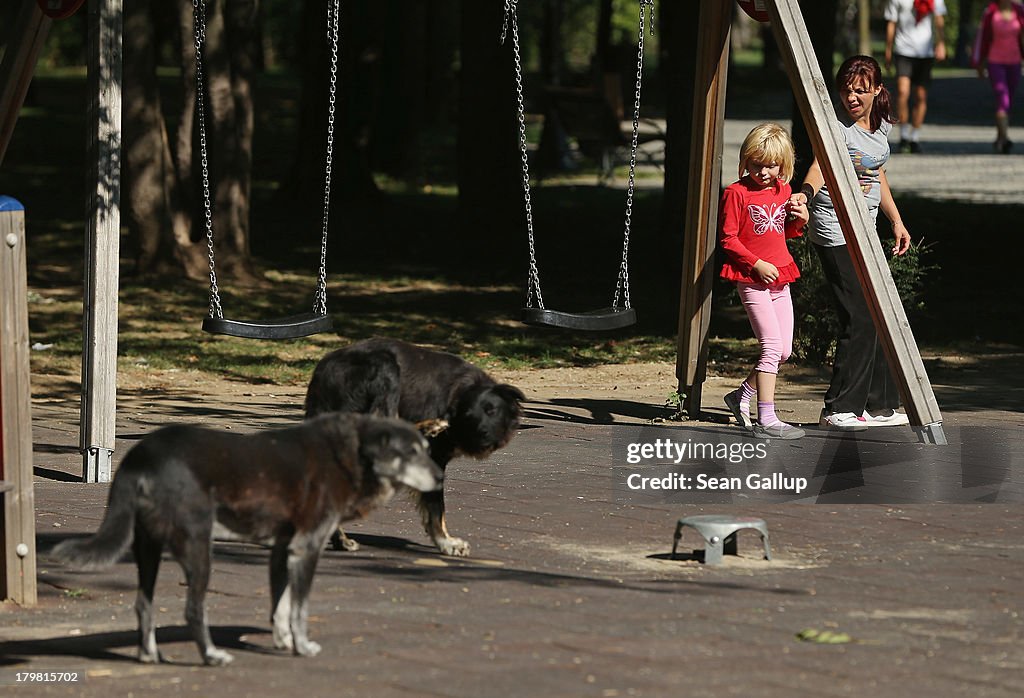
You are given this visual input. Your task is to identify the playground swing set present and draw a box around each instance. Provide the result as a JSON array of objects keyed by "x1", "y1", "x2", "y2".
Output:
[
  {"x1": 195, "y1": 0, "x2": 338, "y2": 340},
  {"x1": 1, "y1": 0, "x2": 946, "y2": 607},
  {"x1": 501, "y1": 0, "x2": 655, "y2": 331}
]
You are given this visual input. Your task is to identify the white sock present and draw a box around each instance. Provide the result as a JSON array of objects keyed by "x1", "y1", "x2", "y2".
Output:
[
  {"x1": 910, "y1": 127, "x2": 920, "y2": 142},
  {"x1": 901, "y1": 124, "x2": 911, "y2": 140}
]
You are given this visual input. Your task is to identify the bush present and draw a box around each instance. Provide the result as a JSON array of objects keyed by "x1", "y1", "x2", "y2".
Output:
[{"x1": 791, "y1": 236, "x2": 938, "y2": 365}]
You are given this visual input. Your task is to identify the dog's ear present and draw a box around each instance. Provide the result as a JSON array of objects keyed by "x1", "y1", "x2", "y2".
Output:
[{"x1": 494, "y1": 383, "x2": 526, "y2": 404}]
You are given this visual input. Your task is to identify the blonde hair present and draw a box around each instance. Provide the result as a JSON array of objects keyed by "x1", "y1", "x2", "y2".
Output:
[{"x1": 738, "y1": 122, "x2": 795, "y2": 182}]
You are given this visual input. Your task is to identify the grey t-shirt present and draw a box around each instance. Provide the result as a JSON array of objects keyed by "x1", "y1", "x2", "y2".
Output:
[{"x1": 807, "y1": 120, "x2": 892, "y2": 248}]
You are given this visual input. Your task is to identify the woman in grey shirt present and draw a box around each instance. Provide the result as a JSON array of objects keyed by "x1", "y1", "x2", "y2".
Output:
[{"x1": 790, "y1": 55, "x2": 912, "y2": 430}]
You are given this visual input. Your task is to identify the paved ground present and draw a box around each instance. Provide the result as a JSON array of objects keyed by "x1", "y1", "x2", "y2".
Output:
[{"x1": 3, "y1": 369, "x2": 1023, "y2": 697}]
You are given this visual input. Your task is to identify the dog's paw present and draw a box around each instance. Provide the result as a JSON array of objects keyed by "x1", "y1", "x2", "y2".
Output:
[
  {"x1": 294, "y1": 639, "x2": 322, "y2": 657},
  {"x1": 203, "y1": 648, "x2": 235, "y2": 666},
  {"x1": 138, "y1": 648, "x2": 163, "y2": 664},
  {"x1": 436, "y1": 536, "x2": 470, "y2": 557},
  {"x1": 330, "y1": 530, "x2": 360, "y2": 552},
  {"x1": 272, "y1": 630, "x2": 294, "y2": 651},
  {"x1": 415, "y1": 418, "x2": 449, "y2": 438}
]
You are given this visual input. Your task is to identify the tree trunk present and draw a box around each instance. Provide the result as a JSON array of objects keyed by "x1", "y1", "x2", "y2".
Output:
[
  {"x1": 536, "y1": 0, "x2": 571, "y2": 174},
  {"x1": 659, "y1": 0, "x2": 701, "y2": 301},
  {"x1": 955, "y1": 0, "x2": 977, "y2": 66},
  {"x1": 374, "y1": 1, "x2": 427, "y2": 178},
  {"x1": 201, "y1": 0, "x2": 258, "y2": 280},
  {"x1": 791, "y1": 0, "x2": 838, "y2": 188},
  {"x1": 125, "y1": 0, "x2": 206, "y2": 279},
  {"x1": 125, "y1": 0, "x2": 258, "y2": 284},
  {"x1": 289, "y1": 0, "x2": 378, "y2": 230},
  {"x1": 456, "y1": 0, "x2": 521, "y2": 271}
]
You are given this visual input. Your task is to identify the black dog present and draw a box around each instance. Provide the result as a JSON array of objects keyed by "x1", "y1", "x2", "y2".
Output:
[
  {"x1": 52, "y1": 413, "x2": 442, "y2": 666},
  {"x1": 305, "y1": 338, "x2": 525, "y2": 557}
]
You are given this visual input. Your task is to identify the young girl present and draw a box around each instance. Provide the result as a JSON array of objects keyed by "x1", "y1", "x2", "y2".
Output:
[
  {"x1": 720, "y1": 122, "x2": 809, "y2": 439},
  {"x1": 790, "y1": 55, "x2": 912, "y2": 430}
]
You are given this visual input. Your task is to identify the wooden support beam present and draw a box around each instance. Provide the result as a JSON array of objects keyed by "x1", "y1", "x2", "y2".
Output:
[
  {"x1": 765, "y1": 0, "x2": 945, "y2": 444},
  {"x1": 675, "y1": 0, "x2": 732, "y2": 419},
  {"x1": 80, "y1": 0, "x2": 123, "y2": 481},
  {"x1": 1, "y1": 197, "x2": 37, "y2": 606},
  {"x1": 0, "y1": 1, "x2": 52, "y2": 167}
]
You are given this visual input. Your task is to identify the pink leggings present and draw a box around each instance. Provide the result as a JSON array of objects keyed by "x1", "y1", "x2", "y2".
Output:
[
  {"x1": 989, "y1": 63, "x2": 1021, "y2": 114},
  {"x1": 737, "y1": 282, "x2": 794, "y2": 374}
]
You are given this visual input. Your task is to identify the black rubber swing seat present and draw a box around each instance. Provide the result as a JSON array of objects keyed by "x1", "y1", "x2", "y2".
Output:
[
  {"x1": 202, "y1": 312, "x2": 333, "y2": 340},
  {"x1": 521, "y1": 306, "x2": 637, "y2": 331}
]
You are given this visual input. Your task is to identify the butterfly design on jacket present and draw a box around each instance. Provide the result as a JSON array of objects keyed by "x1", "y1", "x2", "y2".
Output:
[{"x1": 747, "y1": 203, "x2": 787, "y2": 236}]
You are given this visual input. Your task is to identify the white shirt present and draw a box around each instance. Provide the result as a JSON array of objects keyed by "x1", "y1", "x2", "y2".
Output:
[{"x1": 885, "y1": 0, "x2": 947, "y2": 58}]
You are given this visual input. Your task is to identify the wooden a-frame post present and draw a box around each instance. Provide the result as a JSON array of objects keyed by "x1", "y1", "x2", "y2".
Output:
[
  {"x1": 675, "y1": 0, "x2": 945, "y2": 445},
  {"x1": 0, "y1": 3, "x2": 51, "y2": 167},
  {"x1": 675, "y1": 0, "x2": 732, "y2": 419}
]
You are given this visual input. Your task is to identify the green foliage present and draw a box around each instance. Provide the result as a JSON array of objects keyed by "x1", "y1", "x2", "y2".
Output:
[{"x1": 791, "y1": 236, "x2": 938, "y2": 364}]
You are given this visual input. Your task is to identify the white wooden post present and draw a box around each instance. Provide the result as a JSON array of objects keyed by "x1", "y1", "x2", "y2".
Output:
[
  {"x1": 80, "y1": 0, "x2": 123, "y2": 481},
  {"x1": 765, "y1": 0, "x2": 946, "y2": 444},
  {"x1": 1, "y1": 196, "x2": 37, "y2": 605}
]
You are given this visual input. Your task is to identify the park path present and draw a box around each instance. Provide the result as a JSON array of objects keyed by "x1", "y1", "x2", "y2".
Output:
[{"x1": 623, "y1": 70, "x2": 1024, "y2": 205}]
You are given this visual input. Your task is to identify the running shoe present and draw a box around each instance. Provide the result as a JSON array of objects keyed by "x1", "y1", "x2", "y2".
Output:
[
  {"x1": 861, "y1": 409, "x2": 910, "y2": 427},
  {"x1": 819, "y1": 410, "x2": 869, "y2": 431}
]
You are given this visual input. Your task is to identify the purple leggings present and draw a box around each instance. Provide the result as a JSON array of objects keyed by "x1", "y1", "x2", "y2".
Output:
[
  {"x1": 989, "y1": 63, "x2": 1021, "y2": 114},
  {"x1": 737, "y1": 281, "x2": 794, "y2": 374}
]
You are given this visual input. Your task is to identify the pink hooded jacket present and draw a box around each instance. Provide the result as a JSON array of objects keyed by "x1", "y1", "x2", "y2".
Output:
[{"x1": 973, "y1": 1, "x2": 1024, "y2": 66}]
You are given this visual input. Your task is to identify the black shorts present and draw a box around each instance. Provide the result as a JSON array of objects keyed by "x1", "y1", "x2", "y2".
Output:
[{"x1": 894, "y1": 54, "x2": 935, "y2": 87}]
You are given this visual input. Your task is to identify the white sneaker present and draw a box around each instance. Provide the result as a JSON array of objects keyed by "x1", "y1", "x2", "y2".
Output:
[
  {"x1": 819, "y1": 410, "x2": 868, "y2": 431},
  {"x1": 861, "y1": 409, "x2": 910, "y2": 427}
]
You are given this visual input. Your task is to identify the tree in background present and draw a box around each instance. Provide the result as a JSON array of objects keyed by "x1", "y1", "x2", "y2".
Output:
[
  {"x1": 124, "y1": 0, "x2": 260, "y2": 283},
  {"x1": 455, "y1": 0, "x2": 521, "y2": 269}
]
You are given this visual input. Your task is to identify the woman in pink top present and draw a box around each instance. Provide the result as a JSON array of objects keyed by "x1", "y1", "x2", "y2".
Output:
[{"x1": 973, "y1": 0, "x2": 1024, "y2": 153}]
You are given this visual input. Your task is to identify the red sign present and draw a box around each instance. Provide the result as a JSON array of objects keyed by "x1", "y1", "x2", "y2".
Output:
[
  {"x1": 737, "y1": 0, "x2": 771, "y2": 23},
  {"x1": 36, "y1": 0, "x2": 86, "y2": 20}
]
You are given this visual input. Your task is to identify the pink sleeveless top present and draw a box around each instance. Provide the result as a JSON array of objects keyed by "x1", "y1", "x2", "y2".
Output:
[{"x1": 989, "y1": 10, "x2": 1023, "y2": 64}]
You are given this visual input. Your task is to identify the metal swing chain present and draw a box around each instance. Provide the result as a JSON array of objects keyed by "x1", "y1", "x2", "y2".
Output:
[
  {"x1": 315, "y1": 0, "x2": 340, "y2": 316},
  {"x1": 193, "y1": 0, "x2": 222, "y2": 319},
  {"x1": 613, "y1": 0, "x2": 655, "y2": 312},
  {"x1": 501, "y1": 0, "x2": 544, "y2": 310},
  {"x1": 193, "y1": 0, "x2": 338, "y2": 319}
]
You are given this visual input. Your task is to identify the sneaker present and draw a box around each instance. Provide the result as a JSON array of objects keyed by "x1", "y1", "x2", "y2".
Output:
[
  {"x1": 862, "y1": 409, "x2": 910, "y2": 427},
  {"x1": 1003, "y1": 139, "x2": 1013, "y2": 154},
  {"x1": 819, "y1": 410, "x2": 869, "y2": 431},
  {"x1": 723, "y1": 389, "x2": 753, "y2": 431},
  {"x1": 753, "y1": 422, "x2": 806, "y2": 439},
  {"x1": 899, "y1": 139, "x2": 912, "y2": 154},
  {"x1": 909, "y1": 141, "x2": 923, "y2": 154}
]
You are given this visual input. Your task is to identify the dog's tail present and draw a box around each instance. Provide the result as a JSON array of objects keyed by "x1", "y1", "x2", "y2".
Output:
[{"x1": 52, "y1": 469, "x2": 139, "y2": 569}]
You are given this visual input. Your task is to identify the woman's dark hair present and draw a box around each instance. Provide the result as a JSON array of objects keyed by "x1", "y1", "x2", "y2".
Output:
[{"x1": 835, "y1": 55, "x2": 897, "y2": 132}]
